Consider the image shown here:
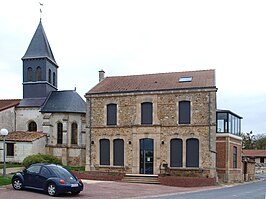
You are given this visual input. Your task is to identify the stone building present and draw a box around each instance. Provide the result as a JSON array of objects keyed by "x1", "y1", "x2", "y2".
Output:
[
  {"x1": 0, "y1": 20, "x2": 86, "y2": 166},
  {"x1": 85, "y1": 70, "x2": 217, "y2": 179}
]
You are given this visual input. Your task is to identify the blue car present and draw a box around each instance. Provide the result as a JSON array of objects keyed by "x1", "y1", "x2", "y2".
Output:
[{"x1": 12, "y1": 163, "x2": 83, "y2": 196}]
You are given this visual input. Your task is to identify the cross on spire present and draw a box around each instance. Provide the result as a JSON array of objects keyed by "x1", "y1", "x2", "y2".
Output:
[{"x1": 39, "y1": 2, "x2": 43, "y2": 20}]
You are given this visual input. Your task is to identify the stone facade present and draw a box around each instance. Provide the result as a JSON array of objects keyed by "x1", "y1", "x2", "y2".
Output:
[{"x1": 86, "y1": 88, "x2": 217, "y2": 178}]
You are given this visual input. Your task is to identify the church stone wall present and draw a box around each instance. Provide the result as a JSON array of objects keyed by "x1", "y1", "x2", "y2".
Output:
[
  {"x1": 44, "y1": 112, "x2": 86, "y2": 166},
  {"x1": 0, "y1": 107, "x2": 16, "y2": 132},
  {"x1": 16, "y1": 108, "x2": 43, "y2": 132},
  {"x1": 86, "y1": 89, "x2": 217, "y2": 177}
]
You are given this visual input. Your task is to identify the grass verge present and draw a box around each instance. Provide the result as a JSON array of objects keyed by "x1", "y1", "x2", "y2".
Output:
[{"x1": 0, "y1": 176, "x2": 11, "y2": 186}]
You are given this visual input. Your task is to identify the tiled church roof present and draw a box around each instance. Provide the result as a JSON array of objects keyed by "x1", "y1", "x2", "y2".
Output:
[
  {"x1": 0, "y1": 132, "x2": 46, "y2": 142},
  {"x1": 0, "y1": 99, "x2": 21, "y2": 111},
  {"x1": 87, "y1": 69, "x2": 216, "y2": 95},
  {"x1": 41, "y1": 90, "x2": 86, "y2": 114}
]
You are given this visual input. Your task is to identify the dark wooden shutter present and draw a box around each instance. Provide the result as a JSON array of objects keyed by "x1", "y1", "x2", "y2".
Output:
[
  {"x1": 179, "y1": 101, "x2": 191, "y2": 124},
  {"x1": 186, "y1": 138, "x2": 199, "y2": 167},
  {"x1": 170, "y1": 139, "x2": 183, "y2": 167},
  {"x1": 107, "y1": 104, "x2": 117, "y2": 125},
  {"x1": 113, "y1": 139, "x2": 124, "y2": 166},
  {"x1": 141, "y1": 102, "x2": 153, "y2": 125},
  {"x1": 100, "y1": 139, "x2": 110, "y2": 165}
]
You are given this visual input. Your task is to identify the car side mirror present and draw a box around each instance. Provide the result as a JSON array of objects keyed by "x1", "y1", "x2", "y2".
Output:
[{"x1": 23, "y1": 169, "x2": 28, "y2": 173}]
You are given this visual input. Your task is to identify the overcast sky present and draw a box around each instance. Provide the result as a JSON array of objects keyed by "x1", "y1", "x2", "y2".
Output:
[{"x1": 1, "y1": 0, "x2": 266, "y2": 134}]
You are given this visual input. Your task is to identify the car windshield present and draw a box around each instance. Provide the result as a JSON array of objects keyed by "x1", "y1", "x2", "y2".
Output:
[{"x1": 49, "y1": 165, "x2": 76, "y2": 180}]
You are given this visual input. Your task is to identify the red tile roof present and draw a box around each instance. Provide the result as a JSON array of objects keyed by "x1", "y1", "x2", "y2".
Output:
[
  {"x1": 243, "y1": 150, "x2": 266, "y2": 157},
  {"x1": 87, "y1": 69, "x2": 216, "y2": 95},
  {"x1": 0, "y1": 132, "x2": 46, "y2": 142},
  {"x1": 0, "y1": 99, "x2": 21, "y2": 111}
]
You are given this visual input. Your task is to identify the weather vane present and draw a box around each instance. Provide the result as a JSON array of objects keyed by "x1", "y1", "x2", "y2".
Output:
[{"x1": 39, "y1": 2, "x2": 43, "y2": 20}]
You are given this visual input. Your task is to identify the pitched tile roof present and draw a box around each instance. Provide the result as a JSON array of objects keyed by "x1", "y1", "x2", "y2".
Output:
[
  {"x1": 0, "y1": 132, "x2": 46, "y2": 142},
  {"x1": 40, "y1": 90, "x2": 86, "y2": 114},
  {"x1": 22, "y1": 20, "x2": 57, "y2": 66},
  {"x1": 87, "y1": 69, "x2": 216, "y2": 95},
  {"x1": 0, "y1": 99, "x2": 21, "y2": 111},
  {"x1": 243, "y1": 150, "x2": 266, "y2": 157}
]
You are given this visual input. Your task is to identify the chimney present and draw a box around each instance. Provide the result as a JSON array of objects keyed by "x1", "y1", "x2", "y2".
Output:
[{"x1": 99, "y1": 70, "x2": 105, "y2": 82}]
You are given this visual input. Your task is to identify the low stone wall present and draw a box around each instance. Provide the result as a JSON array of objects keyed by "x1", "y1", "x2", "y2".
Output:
[
  {"x1": 73, "y1": 171, "x2": 124, "y2": 181},
  {"x1": 159, "y1": 176, "x2": 216, "y2": 187}
]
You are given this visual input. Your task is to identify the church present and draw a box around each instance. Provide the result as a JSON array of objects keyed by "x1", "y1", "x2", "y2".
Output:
[{"x1": 0, "y1": 20, "x2": 86, "y2": 166}]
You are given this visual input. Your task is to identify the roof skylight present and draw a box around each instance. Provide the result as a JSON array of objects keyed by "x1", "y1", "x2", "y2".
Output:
[{"x1": 178, "y1": 76, "x2": 193, "y2": 83}]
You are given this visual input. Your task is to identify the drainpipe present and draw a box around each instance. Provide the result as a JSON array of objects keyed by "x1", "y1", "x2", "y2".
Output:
[
  {"x1": 209, "y1": 91, "x2": 218, "y2": 181},
  {"x1": 89, "y1": 95, "x2": 92, "y2": 169},
  {"x1": 208, "y1": 91, "x2": 211, "y2": 151},
  {"x1": 208, "y1": 91, "x2": 216, "y2": 153}
]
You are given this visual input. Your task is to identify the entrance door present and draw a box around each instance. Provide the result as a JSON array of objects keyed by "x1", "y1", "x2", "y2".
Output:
[{"x1": 140, "y1": 138, "x2": 154, "y2": 174}]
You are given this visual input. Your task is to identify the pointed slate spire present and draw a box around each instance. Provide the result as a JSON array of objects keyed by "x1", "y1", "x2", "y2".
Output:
[{"x1": 22, "y1": 20, "x2": 57, "y2": 66}]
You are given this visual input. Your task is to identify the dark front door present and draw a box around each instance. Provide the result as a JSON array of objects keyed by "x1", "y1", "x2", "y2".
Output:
[{"x1": 140, "y1": 138, "x2": 154, "y2": 174}]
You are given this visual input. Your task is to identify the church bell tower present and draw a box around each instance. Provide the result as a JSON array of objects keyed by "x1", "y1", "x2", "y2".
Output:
[{"x1": 21, "y1": 20, "x2": 58, "y2": 99}]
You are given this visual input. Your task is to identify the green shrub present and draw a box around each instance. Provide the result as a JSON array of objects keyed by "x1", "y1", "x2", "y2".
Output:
[{"x1": 22, "y1": 154, "x2": 62, "y2": 168}]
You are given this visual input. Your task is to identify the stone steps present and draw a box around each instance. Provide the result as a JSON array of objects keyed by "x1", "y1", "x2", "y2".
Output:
[{"x1": 122, "y1": 174, "x2": 160, "y2": 184}]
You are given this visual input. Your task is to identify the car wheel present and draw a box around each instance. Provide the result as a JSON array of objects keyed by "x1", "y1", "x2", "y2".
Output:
[
  {"x1": 71, "y1": 191, "x2": 80, "y2": 195},
  {"x1": 47, "y1": 183, "x2": 58, "y2": 196},
  {"x1": 12, "y1": 178, "x2": 23, "y2": 190}
]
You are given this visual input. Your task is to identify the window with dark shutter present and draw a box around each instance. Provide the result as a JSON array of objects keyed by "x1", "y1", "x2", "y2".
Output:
[
  {"x1": 100, "y1": 139, "x2": 110, "y2": 165},
  {"x1": 71, "y1": 123, "x2": 78, "y2": 145},
  {"x1": 186, "y1": 138, "x2": 199, "y2": 167},
  {"x1": 179, "y1": 101, "x2": 191, "y2": 124},
  {"x1": 113, "y1": 139, "x2": 124, "y2": 166},
  {"x1": 170, "y1": 139, "x2": 183, "y2": 167},
  {"x1": 57, "y1": 122, "x2": 63, "y2": 144},
  {"x1": 233, "y1": 146, "x2": 237, "y2": 168},
  {"x1": 141, "y1": 102, "x2": 153, "y2": 125},
  {"x1": 107, "y1": 104, "x2": 117, "y2": 125},
  {"x1": 6, "y1": 143, "x2": 14, "y2": 156}
]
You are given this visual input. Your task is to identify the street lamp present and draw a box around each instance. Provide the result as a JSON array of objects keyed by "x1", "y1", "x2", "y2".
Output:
[{"x1": 0, "y1": 128, "x2": 9, "y2": 176}]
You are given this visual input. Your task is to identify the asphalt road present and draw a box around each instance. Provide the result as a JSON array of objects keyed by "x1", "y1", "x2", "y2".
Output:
[{"x1": 148, "y1": 178, "x2": 266, "y2": 199}]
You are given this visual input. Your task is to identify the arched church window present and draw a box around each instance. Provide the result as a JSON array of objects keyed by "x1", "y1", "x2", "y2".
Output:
[
  {"x1": 28, "y1": 67, "x2": 33, "y2": 81},
  {"x1": 48, "y1": 69, "x2": 51, "y2": 83},
  {"x1": 57, "y1": 122, "x2": 63, "y2": 144},
  {"x1": 53, "y1": 72, "x2": 56, "y2": 86},
  {"x1": 71, "y1": 122, "x2": 78, "y2": 145},
  {"x1": 28, "y1": 121, "x2": 37, "y2": 131},
  {"x1": 36, "y1": 66, "x2": 42, "y2": 81}
]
